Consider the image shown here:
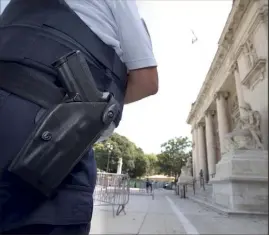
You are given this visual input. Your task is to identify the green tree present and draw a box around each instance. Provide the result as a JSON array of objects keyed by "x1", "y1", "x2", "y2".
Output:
[
  {"x1": 94, "y1": 142, "x2": 108, "y2": 171},
  {"x1": 157, "y1": 136, "x2": 191, "y2": 180},
  {"x1": 129, "y1": 147, "x2": 149, "y2": 178},
  {"x1": 94, "y1": 133, "x2": 156, "y2": 177},
  {"x1": 145, "y1": 153, "x2": 158, "y2": 176},
  {"x1": 94, "y1": 133, "x2": 169, "y2": 178},
  {"x1": 94, "y1": 133, "x2": 137, "y2": 173}
]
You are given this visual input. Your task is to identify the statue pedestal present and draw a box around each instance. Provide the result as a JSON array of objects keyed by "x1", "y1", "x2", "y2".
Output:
[{"x1": 211, "y1": 150, "x2": 268, "y2": 214}]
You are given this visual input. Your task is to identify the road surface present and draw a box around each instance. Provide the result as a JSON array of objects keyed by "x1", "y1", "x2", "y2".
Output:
[{"x1": 91, "y1": 189, "x2": 268, "y2": 234}]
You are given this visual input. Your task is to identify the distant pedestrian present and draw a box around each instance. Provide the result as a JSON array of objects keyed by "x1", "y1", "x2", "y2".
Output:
[{"x1": 146, "y1": 178, "x2": 152, "y2": 193}]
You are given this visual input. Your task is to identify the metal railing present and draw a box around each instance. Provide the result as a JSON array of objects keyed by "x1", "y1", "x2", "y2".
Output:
[
  {"x1": 93, "y1": 172, "x2": 130, "y2": 217},
  {"x1": 128, "y1": 180, "x2": 155, "y2": 200},
  {"x1": 176, "y1": 178, "x2": 196, "y2": 198}
]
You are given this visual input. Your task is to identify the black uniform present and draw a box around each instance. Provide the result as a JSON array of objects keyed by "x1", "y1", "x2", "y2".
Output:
[{"x1": 0, "y1": 0, "x2": 127, "y2": 234}]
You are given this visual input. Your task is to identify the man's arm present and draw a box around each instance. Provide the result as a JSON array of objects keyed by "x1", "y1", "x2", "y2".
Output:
[
  {"x1": 111, "y1": 1, "x2": 159, "y2": 104},
  {"x1": 124, "y1": 67, "x2": 158, "y2": 104}
]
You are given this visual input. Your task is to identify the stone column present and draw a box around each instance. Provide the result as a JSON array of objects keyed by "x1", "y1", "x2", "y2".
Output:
[
  {"x1": 215, "y1": 91, "x2": 230, "y2": 154},
  {"x1": 194, "y1": 125, "x2": 200, "y2": 178},
  {"x1": 232, "y1": 62, "x2": 247, "y2": 117},
  {"x1": 197, "y1": 122, "x2": 207, "y2": 180},
  {"x1": 191, "y1": 128, "x2": 196, "y2": 177},
  {"x1": 205, "y1": 110, "x2": 217, "y2": 180}
]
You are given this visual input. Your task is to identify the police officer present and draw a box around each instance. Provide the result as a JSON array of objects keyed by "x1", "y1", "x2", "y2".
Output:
[{"x1": 0, "y1": 0, "x2": 158, "y2": 234}]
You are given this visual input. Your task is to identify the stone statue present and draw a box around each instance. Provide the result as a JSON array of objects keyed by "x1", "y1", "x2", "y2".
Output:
[
  {"x1": 224, "y1": 103, "x2": 264, "y2": 152},
  {"x1": 186, "y1": 157, "x2": 192, "y2": 168},
  {"x1": 239, "y1": 103, "x2": 263, "y2": 147},
  {"x1": 117, "y1": 158, "x2": 123, "y2": 174},
  {"x1": 177, "y1": 158, "x2": 193, "y2": 185},
  {"x1": 179, "y1": 158, "x2": 192, "y2": 178}
]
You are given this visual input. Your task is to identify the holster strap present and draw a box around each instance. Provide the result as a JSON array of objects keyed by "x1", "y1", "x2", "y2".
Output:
[{"x1": 0, "y1": 62, "x2": 65, "y2": 108}]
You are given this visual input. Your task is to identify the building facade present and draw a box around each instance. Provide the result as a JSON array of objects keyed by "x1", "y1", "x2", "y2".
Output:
[{"x1": 187, "y1": 0, "x2": 268, "y2": 213}]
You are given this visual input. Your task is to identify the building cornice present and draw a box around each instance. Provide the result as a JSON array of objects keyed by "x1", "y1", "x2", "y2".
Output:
[
  {"x1": 186, "y1": 0, "x2": 251, "y2": 125},
  {"x1": 233, "y1": 1, "x2": 268, "y2": 61}
]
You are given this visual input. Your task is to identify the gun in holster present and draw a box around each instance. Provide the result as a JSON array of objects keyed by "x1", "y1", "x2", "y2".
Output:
[{"x1": 8, "y1": 50, "x2": 119, "y2": 197}]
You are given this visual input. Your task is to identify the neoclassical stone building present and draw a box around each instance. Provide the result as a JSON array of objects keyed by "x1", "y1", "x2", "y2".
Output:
[{"x1": 187, "y1": 0, "x2": 268, "y2": 213}]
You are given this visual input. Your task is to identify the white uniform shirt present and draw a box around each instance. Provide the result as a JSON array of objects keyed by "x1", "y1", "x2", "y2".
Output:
[
  {"x1": 64, "y1": 0, "x2": 157, "y2": 70},
  {"x1": 64, "y1": 0, "x2": 157, "y2": 140},
  {"x1": 1, "y1": 0, "x2": 157, "y2": 140}
]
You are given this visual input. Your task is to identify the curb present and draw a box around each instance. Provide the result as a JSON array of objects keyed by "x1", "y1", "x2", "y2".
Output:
[{"x1": 188, "y1": 195, "x2": 268, "y2": 217}]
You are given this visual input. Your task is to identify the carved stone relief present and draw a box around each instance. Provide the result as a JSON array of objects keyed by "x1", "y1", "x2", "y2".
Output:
[
  {"x1": 237, "y1": 33, "x2": 266, "y2": 91},
  {"x1": 243, "y1": 37, "x2": 258, "y2": 69},
  {"x1": 224, "y1": 103, "x2": 264, "y2": 152},
  {"x1": 242, "y1": 58, "x2": 267, "y2": 90},
  {"x1": 231, "y1": 111, "x2": 240, "y2": 131}
]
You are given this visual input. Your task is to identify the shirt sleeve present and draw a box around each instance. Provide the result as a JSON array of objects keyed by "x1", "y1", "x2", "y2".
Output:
[{"x1": 109, "y1": 0, "x2": 157, "y2": 70}]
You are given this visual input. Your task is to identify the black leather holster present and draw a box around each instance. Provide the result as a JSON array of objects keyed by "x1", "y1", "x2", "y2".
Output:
[{"x1": 8, "y1": 51, "x2": 119, "y2": 197}]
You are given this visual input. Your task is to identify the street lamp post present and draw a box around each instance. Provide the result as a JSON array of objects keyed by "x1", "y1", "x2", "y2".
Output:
[{"x1": 106, "y1": 143, "x2": 113, "y2": 173}]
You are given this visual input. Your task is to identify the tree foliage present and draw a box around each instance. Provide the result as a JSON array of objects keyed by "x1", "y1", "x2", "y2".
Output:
[
  {"x1": 128, "y1": 147, "x2": 149, "y2": 178},
  {"x1": 145, "y1": 154, "x2": 158, "y2": 176},
  {"x1": 94, "y1": 133, "x2": 153, "y2": 178},
  {"x1": 94, "y1": 133, "x2": 136, "y2": 173},
  {"x1": 93, "y1": 134, "x2": 191, "y2": 179},
  {"x1": 157, "y1": 137, "x2": 191, "y2": 179}
]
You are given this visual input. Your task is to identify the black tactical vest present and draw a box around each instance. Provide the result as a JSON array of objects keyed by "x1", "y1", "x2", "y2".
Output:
[{"x1": 0, "y1": 0, "x2": 127, "y2": 126}]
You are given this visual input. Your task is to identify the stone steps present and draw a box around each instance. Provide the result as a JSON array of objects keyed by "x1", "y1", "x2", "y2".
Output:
[
  {"x1": 187, "y1": 184, "x2": 268, "y2": 216},
  {"x1": 186, "y1": 184, "x2": 230, "y2": 215},
  {"x1": 192, "y1": 184, "x2": 213, "y2": 203}
]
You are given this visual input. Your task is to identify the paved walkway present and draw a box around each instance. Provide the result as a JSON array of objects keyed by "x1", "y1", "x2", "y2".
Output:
[{"x1": 90, "y1": 189, "x2": 268, "y2": 234}]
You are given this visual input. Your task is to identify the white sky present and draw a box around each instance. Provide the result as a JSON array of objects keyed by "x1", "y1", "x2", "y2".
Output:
[
  {"x1": 0, "y1": 0, "x2": 233, "y2": 154},
  {"x1": 118, "y1": 1, "x2": 233, "y2": 154}
]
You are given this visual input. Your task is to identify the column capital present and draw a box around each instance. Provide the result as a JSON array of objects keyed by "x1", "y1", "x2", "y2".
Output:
[
  {"x1": 193, "y1": 123, "x2": 199, "y2": 129},
  {"x1": 214, "y1": 91, "x2": 229, "y2": 101},
  {"x1": 205, "y1": 110, "x2": 216, "y2": 117},
  {"x1": 197, "y1": 122, "x2": 205, "y2": 128}
]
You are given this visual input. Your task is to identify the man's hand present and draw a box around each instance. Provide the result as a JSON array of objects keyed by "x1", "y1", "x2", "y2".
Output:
[{"x1": 124, "y1": 66, "x2": 158, "y2": 104}]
